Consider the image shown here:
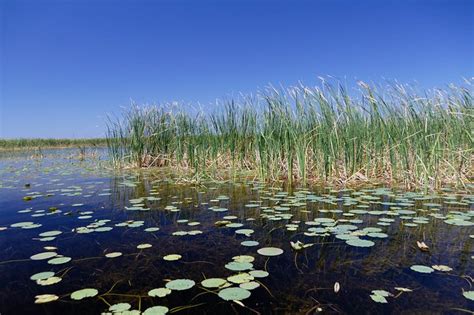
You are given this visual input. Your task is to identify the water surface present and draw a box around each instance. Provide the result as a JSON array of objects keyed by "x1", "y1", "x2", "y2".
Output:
[{"x1": 0, "y1": 148, "x2": 472, "y2": 314}]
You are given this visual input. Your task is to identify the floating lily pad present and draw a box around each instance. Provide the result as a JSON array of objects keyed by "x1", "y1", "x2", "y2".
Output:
[
  {"x1": 30, "y1": 252, "x2": 58, "y2": 260},
  {"x1": 165, "y1": 279, "x2": 195, "y2": 291},
  {"x1": 463, "y1": 290, "x2": 474, "y2": 301},
  {"x1": 105, "y1": 252, "x2": 122, "y2": 258},
  {"x1": 227, "y1": 273, "x2": 254, "y2": 284},
  {"x1": 143, "y1": 306, "x2": 169, "y2": 315},
  {"x1": 148, "y1": 287, "x2": 172, "y2": 297},
  {"x1": 257, "y1": 247, "x2": 284, "y2": 256},
  {"x1": 201, "y1": 278, "x2": 228, "y2": 288},
  {"x1": 70, "y1": 288, "x2": 98, "y2": 300},
  {"x1": 225, "y1": 261, "x2": 253, "y2": 271},
  {"x1": 137, "y1": 243, "x2": 152, "y2": 249},
  {"x1": 163, "y1": 254, "x2": 182, "y2": 261},
  {"x1": 35, "y1": 294, "x2": 59, "y2": 304},
  {"x1": 48, "y1": 256, "x2": 72, "y2": 265},
  {"x1": 37, "y1": 276, "x2": 62, "y2": 286},
  {"x1": 346, "y1": 238, "x2": 375, "y2": 248},
  {"x1": 432, "y1": 265, "x2": 452, "y2": 272},
  {"x1": 240, "y1": 281, "x2": 260, "y2": 290},
  {"x1": 241, "y1": 241, "x2": 259, "y2": 247},
  {"x1": 249, "y1": 270, "x2": 269, "y2": 278},
  {"x1": 410, "y1": 265, "x2": 434, "y2": 273},
  {"x1": 370, "y1": 294, "x2": 388, "y2": 303},
  {"x1": 218, "y1": 287, "x2": 251, "y2": 301},
  {"x1": 30, "y1": 271, "x2": 55, "y2": 281},
  {"x1": 109, "y1": 303, "x2": 131, "y2": 312},
  {"x1": 39, "y1": 230, "x2": 62, "y2": 237}
]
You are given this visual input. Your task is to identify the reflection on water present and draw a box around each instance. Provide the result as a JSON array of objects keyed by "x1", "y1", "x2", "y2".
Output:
[{"x1": 0, "y1": 148, "x2": 472, "y2": 314}]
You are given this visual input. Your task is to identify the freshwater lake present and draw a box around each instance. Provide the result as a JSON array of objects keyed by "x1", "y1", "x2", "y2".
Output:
[{"x1": 0, "y1": 148, "x2": 472, "y2": 314}]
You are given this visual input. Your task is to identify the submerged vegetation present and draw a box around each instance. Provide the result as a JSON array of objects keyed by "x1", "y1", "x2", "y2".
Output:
[{"x1": 106, "y1": 80, "x2": 473, "y2": 189}]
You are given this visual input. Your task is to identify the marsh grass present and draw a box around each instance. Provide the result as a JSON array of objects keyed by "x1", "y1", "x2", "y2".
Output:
[
  {"x1": 0, "y1": 138, "x2": 107, "y2": 150},
  {"x1": 106, "y1": 80, "x2": 473, "y2": 189}
]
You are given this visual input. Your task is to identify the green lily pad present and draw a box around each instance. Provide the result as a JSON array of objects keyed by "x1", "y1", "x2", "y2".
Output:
[
  {"x1": 109, "y1": 303, "x2": 131, "y2": 312},
  {"x1": 346, "y1": 238, "x2": 375, "y2": 247},
  {"x1": 36, "y1": 276, "x2": 62, "y2": 286},
  {"x1": 463, "y1": 290, "x2": 474, "y2": 301},
  {"x1": 201, "y1": 278, "x2": 228, "y2": 288},
  {"x1": 257, "y1": 247, "x2": 284, "y2": 256},
  {"x1": 30, "y1": 271, "x2": 55, "y2": 281},
  {"x1": 143, "y1": 306, "x2": 169, "y2": 315},
  {"x1": 370, "y1": 294, "x2": 388, "y2": 303},
  {"x1": 410, "y1": 265, "x2": 434, "y2": 273},
  {"x1": 165, "y1": 279, "x2": 195, "y2": 291},
  {"x1": 39, "y1": 230, "x2": 62, "y2": 237},
  {"x1": 239, "y1": 281, "x2": 260, "y2": 290},
  {"x1": 225, "y1": 261, "x2": 253, "y2": 271},
  {"x1": 249, "y1": 270, "x2": 269, "y2": 278},
  {"x1": 30, "y1": 252, "x2": 58, "y2": 260},
  {"x1": 163, "y1": 254, "x2": 182, "y2": 261},
  {"x1": 70, "y1": 288, "x2": 98, "y2": 300},
  {"x1": 105, "y1": 252, "x2": 122, "y2": 258},
  {"x1": 148, "y1": 287, "x2": 172, "y2": 297},
  {"x1": 227, "y1": 273, "x2": 254, "y2": 284},
  {"x1": 218, "y1": 287, "x2": 251, "y2": 301},
  {"x1": 137, "y1": 243, "x2": 152, "y2": 249},
  {"x1": 241, "y1": 241, "x2": 259, "y2": 247},
  {"x1": 47, "y1": 256, "x2": 72, "y2": 265}
]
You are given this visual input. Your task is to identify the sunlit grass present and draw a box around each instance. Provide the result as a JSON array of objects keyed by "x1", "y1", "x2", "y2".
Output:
[{"x1": 106, "y1": 80, "x2": 473, "y2": 188}]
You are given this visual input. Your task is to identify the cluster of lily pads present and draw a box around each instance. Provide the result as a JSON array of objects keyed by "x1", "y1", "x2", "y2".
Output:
[{"x1": 0, "y1": 160, "x2": 473, "y2": 313}]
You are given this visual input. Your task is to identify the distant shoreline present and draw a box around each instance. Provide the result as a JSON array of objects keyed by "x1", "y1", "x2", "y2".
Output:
[{"x1": 0, "y1": 138, "x2": 107, "y2": 150}]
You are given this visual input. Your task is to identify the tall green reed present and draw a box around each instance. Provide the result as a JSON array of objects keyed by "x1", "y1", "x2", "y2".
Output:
[{"x1": 106, "y1": 80, "x2": 473, "y2": 188}]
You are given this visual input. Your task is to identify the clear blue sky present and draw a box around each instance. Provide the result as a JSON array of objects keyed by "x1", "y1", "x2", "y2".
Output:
[{"x1": 1, "y1": 0, "x2": 473, "y2": 138}]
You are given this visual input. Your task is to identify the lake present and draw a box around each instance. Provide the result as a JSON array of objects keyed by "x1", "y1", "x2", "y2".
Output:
[{"x1": 0, "y1": 148, "x2": 472, "y2": 314}]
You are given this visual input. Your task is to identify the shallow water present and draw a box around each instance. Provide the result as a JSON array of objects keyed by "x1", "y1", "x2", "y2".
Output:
[{"x1": 0, "y1": 148, "x2": 473, "y2": 314}]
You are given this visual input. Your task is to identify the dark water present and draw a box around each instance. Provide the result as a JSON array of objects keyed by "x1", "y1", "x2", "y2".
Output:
[{"x1": 0, "y1": 148, "x2": 472, "y2": 314}]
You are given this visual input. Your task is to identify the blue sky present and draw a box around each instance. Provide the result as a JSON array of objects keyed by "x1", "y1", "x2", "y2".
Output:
[{"x1": 1, "y1": 0, "x2": 473, "y2": 138}]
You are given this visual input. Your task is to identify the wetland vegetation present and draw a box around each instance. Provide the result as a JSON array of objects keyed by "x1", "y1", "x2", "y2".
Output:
[
  {"x1": 106, "y1": 80, "x2": 473, "y2": 189},
  {"x1": 0, "y1": 145, "x2": 472, "y2": 314},
  {"x1": 0, "y1": 138, "x2": 107, "y2": 150},
  {"x1": 0, "y1": 81, "x2": 473, "y2": 314}
]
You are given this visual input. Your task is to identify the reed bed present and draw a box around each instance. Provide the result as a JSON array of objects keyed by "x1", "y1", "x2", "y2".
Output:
[{"x1": 106, "y1": 80, "x2": 473, "y2": 189}]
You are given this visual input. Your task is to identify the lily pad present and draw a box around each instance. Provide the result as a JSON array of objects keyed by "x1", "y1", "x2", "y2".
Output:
[
  {"x1": 346, "y1": 238, "x2": 375, "y2": 248},
  {"x1": 47, "y1": 256, "x2": 72, "y2": 265},
  {"x1": 143, "y1": 306, "x2": 169, "y2": 315},
  {"x1": 257, "y1": 247, "x2": 284, "y2": 256},
  {"x1": 201, "y1": 278, "x2": 228, "y2": 288},
  {"x1": 370, "y1": 294, "x2": 388, "y2": 303},
  {"x1": 36, "y1": 276, "x2": 62, "y2": 286},
  {"x1": 463, "y1": 290, "x2": 474, "y2": 301},
  {"x1": 30, "y1": 252, "x2": 58, "y2": 260},
  {"x1": 30, "y1": 271, "x2": 55, "y2": 281},
  {"x1": 109, "y1": 303, "x2": 131, "y2": 312},
  {"x1": 163, "y1": 254, "x2": 182, "y2": 261},
  {"x1": 410, "y1": 265, "x2": 434, "y2": 273},
  {"x1": 35, "y1": 294, "x2": 59, "y2": 304},
  {"x1": 165, "y1": 279, "x2": 195, "y2": 291},
  {"x1": 218, "y1": 287, "x2": 251, "y2": 301},
  {"x1": 225, "y1": 261, "x2": 253, "y2": 271},
  {"x1": 70, "y1": 288, "x2": 99, "y2": 300},
  {"x1": 137, "y1": 243, "x2": 152, "y2": 249},
  {"x1": 148, "y1": 287, "x2": 172, "y2": 297},
  {"x1": 105, "y1": 252, "x2": 122, "y2": 258}
]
